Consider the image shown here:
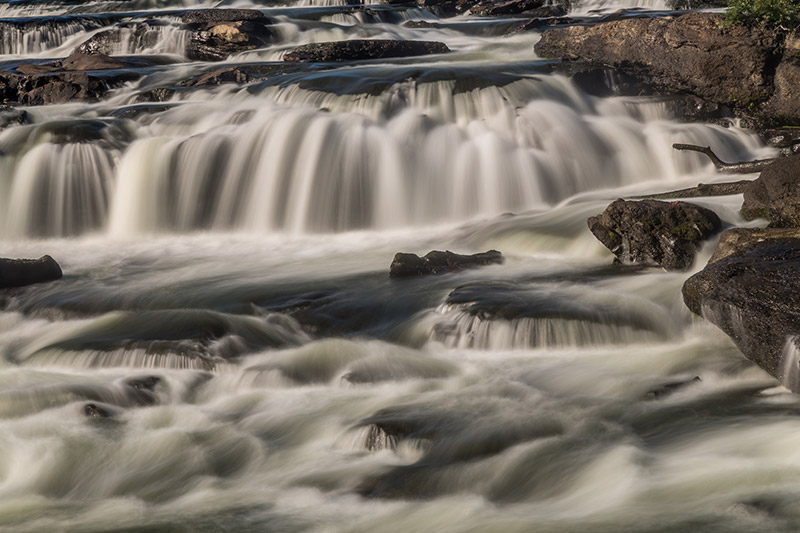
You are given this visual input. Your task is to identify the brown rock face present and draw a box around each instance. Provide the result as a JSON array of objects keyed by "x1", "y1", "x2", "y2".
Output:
[
  {"x1": 535, "y1": 12, "x2": 781, "y2": 108},
  {"x1": 0, "y1": 255, "x2": 62, "y2": 288},
  {"x1": 741, "y1": 154, "x2": 800, "y2": 227}
]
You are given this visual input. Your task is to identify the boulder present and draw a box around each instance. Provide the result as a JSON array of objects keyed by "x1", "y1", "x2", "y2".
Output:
[
  {"x1": 182, "y1": 9, "x2": 273, "y2": 61},
  {"x1": 0, "y1": 105, "x2": 27, "y2": 130},
  {"x1": 683, "y1": 227, "x2": 800, "y2": 389},
  {"x1": 389, "y1": 250, "x2": 503, "y2": 277},
  {"x1": 0, "y1": 255, "x2": 62, "y2": 288},
  {"x1": 588, "y1": 199, "x2": 722, "y2": 271},
  {"x1": 741, "y1": 154, "x2": 800, "y2": 226},
  {"x1": 284, "y1": 40, "x2": 450, "y2": 63},
  {"x1": 470, "y1": 0, "x2": 544, "y2": 16},
  {"x1": 61, "y1": 50, "x2": 125, "y2": 71},
  {"x1": 534, "y1": 12, "x2": 781, "y2": 111},
  {"x1": 180, "y1": 8, "x2": 269, "y2": 25}
]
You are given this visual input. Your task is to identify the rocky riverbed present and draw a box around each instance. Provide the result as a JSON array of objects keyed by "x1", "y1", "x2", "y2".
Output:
[{"x1": 4, "y1": 0, "x2": 800, "y2": 531}]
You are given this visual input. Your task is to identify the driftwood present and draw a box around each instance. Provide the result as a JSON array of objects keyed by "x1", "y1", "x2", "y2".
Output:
[
  {"x1": 635, "y1": 180, "x2": 751, "y2": 200},
  {"x1": 672, "y1": 143, "x2": 776, "y2": 174}
]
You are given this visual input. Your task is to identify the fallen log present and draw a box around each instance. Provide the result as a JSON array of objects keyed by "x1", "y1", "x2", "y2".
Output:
[{"x1": 672, "y1": 143, "x2": 776, "y2": 174}]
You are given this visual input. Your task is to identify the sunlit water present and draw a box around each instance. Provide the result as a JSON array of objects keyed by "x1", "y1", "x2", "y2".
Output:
[{"x1": 0, "y1": 0, "x2": 796, "y2": 531}]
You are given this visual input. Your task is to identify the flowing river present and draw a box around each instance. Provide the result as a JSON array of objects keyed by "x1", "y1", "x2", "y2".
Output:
[{"x1": 1, "y1": 0, "x2": 799, "y2": 531}]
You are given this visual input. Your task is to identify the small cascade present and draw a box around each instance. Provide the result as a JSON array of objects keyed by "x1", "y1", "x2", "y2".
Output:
[
  {"x1": 779, "y1": 336, "x2": 800, "y2": 392},
  {"x1": 4, "y1": 143, "x2": 117, "y2": 238},
  {"x1": 0, "y1": 19, "x2": 104, "y2": 57},
  {"x1": 88, "y1": 23, "x2": 189, "y2": 57}
]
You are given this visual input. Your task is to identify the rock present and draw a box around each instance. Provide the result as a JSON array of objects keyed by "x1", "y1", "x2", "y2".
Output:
[
  {"x1": 0, "y1": 255, "x2": 62, "y2": 288},
  {"x1": 61, "y1": 50, "x2": 125, "y2": 71},
  {"x1": 644, "y1": 376, "x2": 702, "y2": 400},
  {"x1": 389, "y1": 250, "x2": 503, "y2": 277},
  {"x1": 83, "y1": 403, "x2": 114, "y2": 418},
  {"x1": 588, "y1": 199, "x2": 721, "y2": 271},
  {"x1": 180, "y1": 8, "x2": 270, "y2": 25},
  {"x1": 0, "y1": 105, "x2": 28, "y2": 130},
  {"x1": 741, "y1": 154, "x2": 800, "y2": 226},
  {"x1": 182, "y1": 9, "x2": 273, "y2": 61},
  {"x1": 668, "y1": 0, "x2": 726, "y2": 7},
  {"x1": 284, "y1": 40, "x2": 450, "y2": 63},
  {"x1": 470, "y1": 0, "x2": 544, "y2": 16},
  {"x1": 535, "y1": 12, "x2": 781, "y2": 111},
  {"x1": 763, "y1": 56, "x2": 800, "y2": 125},
  {"x1": 682, "y1": 227, "x2": 800, "y2": 388},
  {"x1": 180, "y1": 66, "x2": 253, "y2": 86}
]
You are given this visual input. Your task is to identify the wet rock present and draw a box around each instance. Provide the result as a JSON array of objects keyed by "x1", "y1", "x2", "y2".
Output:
[
  {"x1": 402, "y1": 20, "x2": 441, "y2": 29},
  {"x1": 644, "y1": 376, "x2": 701, "y2": 400},
  {"x1": 0, "y1": 105, "x2": 27, "y2": 130},
  {"x1": 183, "y1": 9, "x2": 273, "y2": 61},
  {"x1": 181, "y1": 66, "x2": 253, "y2": 86},
  {"x1": 83, "y1": 403, "x2": 114, "y2": 418},
  {"x1": 535, "y1": 12, "x2": 781, "y2": 111},
  {"x1": 284, "y1": 39, "x2": 450, "y2": 63},
  {"x1": 389, "y1": 250, "x2": 503, "y2": 277},
  {"x1": 62, "y1": 50, "x2": 126, "y2": 71},
  {"x1": 0, "y1": 256, "x2": 62, "y2": 289},
  {"x1": 764, "y1": 128, "x2": 800, "y2": 156},
  {"x1": 588, "y1": 199, "x2": 721, "y2": 271},
  {"x1": 668, "y1": 0, "x2": 726, "y2": 7},
  {"x1": 470, "y1": 0, "x2": 544, "y2": 16},
  {"x1": 683, "y1": 227, "x2": 800, "y2": 388},
  {"x1": 741, "y1": 154, "x2": 800, "y2": 226},
  {"x1": 180, "y1": 8, "x2": 270, "y2": 25},
  {"x1": 763, "y1": 56, "x2": 800, "y2": 126}
]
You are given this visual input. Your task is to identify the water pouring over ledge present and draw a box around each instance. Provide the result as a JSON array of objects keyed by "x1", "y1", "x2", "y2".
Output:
[{"x1": 1, "y1": 0, "x2": 799, "y2": 531}]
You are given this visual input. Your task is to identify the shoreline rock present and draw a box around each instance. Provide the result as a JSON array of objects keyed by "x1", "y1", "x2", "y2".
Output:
[
  {"x1": 683, "y1": 228, "x2": 800, "y2": 389},
  {"x1": 535, "y1": 12, "x2": 794, "y2": 126},
  {"x1": 741, "y1": 153, "x2": 800, "y2": 226}
]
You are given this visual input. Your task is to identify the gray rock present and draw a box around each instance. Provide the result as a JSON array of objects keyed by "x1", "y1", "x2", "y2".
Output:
[
  {"x1": 588, "y1": 199, "x2": 721, "y2": 271},
  {"x1": 683, "y1": 227, "x2": 800, "y2": 389}
]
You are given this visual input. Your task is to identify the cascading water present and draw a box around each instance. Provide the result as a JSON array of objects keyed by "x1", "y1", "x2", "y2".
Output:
[{"x1": 0, "y1": 0, "x2": 797, "y2": 531}]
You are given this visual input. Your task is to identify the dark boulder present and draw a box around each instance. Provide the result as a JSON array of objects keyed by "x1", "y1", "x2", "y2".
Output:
[
  {"x1": 0, "y1": 105, "x2": 28, "y2": 130},
  {"x1": 588, "y1": 199, "x2": 721, "y2": 271},
  {"x1": 284, "y1": 39, "x2": 450, "y2": 63},
  {"x1": 470, "y1": 0, "x2": 543, "y2": 16},
  {"x1": 180, "y1": 8, "x2": 269, "y2": 25},
  {"x1": 0, "y1": 255, "x2": 62, "y2": 289},
  {"x1": 390, "y1": 250, "x2": 503, "y2": 277},
  {"x1": 182, "y1": 9, "x2": 273, "y2": 61},
  {"x1": 741, "y1": 154, "x2": 800, "y2": 226},
  {"x1": 683, "y1": 227, "x2": 800, "y2": 389},
  {"x1": 535, "y1": 12, "x2": 781, "y2": 111}
]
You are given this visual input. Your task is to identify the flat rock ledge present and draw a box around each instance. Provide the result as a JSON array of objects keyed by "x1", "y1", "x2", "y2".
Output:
[
  {"x1": 284, "y1": 40, "x2": 450, "y2": 63},
  {"x1": 390, "y1": 250, "x2": 503, "y2": 277},
  {"x1": 588, "y1": 199, "x2": 721, "y2": 271},
  {"x1": 683, "y1": 228, "x2": 800, "y2": 390},
  {"x1": 535, "y1": 12, "x2": 798, "y2": 125},
  {"x1": 0, "y1": 255, "x2": 62, "y2": 288}
]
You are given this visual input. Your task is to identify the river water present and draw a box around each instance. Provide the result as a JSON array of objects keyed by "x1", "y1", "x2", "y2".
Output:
[{"x1": 1, "y1": 0, "x2": 799, "y2": 531}]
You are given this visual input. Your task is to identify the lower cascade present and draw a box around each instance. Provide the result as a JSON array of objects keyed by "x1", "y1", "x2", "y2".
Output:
[{"x1": 0, "y1": 0, "x2": 799, "y2": 531}]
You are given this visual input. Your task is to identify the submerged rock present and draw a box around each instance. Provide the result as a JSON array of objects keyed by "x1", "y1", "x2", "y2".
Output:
[
  {"x1": 588, "y1": 199, "x2": 721, "y2": 271},
  {"x1": 741, "y1": 153, "x2": 800, "y2": 227},
  {"x1": 683, "y1": 228, "x2": 800, "y2": 389},
  {"x1": 284, "y1": 39, "x2": 450, "y2": 63},
  {"x1": 389, "y1": 250, "x2": 503, "y2": 277},
  {"x1": 0, "y1": 256, "x2": 62, "y2": 289},
  {"x1": 535, "y1": 12, "x2": 780, "y2": 112}
]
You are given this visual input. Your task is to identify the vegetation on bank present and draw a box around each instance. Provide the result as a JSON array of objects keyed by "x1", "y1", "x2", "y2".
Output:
[{"x1": 725, "y1": 0, "x2": 800, "y2": 29}]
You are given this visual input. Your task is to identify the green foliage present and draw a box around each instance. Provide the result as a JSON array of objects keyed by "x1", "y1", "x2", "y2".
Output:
[{"x1": 725, "y1": 0, "x2": 800, "y2": 29}]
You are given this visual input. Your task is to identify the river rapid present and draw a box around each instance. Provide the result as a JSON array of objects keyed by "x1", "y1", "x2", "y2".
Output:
[{"x1": 2, "y1": 0, "x2": 799, "y2": 531}]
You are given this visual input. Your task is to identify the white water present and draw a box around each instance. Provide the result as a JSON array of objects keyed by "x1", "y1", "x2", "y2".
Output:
[{"x1": 0, "y1": 0, "x2": 797, "y2": 532}]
